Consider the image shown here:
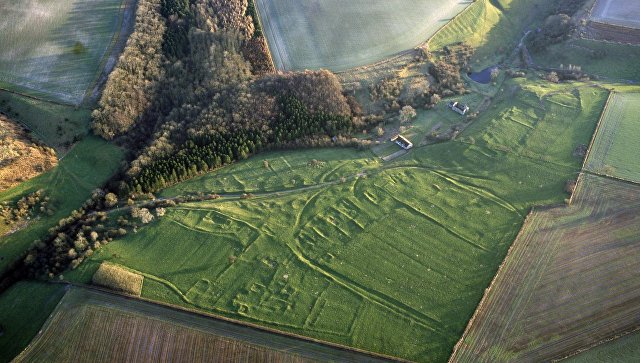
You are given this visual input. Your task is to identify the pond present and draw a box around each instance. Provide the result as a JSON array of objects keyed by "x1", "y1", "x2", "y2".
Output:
[{"x1": 468, "y1": 66, "x2": 499, "y2": 84}]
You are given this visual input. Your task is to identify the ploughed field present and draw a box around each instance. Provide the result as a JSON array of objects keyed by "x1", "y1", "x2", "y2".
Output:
[
  {"x1": 449, "y1": 174, "x2": 640, "y2": 362},
  {"x1": 0, "y1": 0, "x2": 127, "y2": 104},
  {"x1": 255, "y1": 0, "x2": 472, "y2": 71},
  {"x1": 15, "y1": 287, "x2": 386, "y2": 362},
  {"x1": 450, "y1": 89, "x2": 640, "y2": 362},
  {"x1": 66, "y1": 80, "x2": 609, "y2": 362}
]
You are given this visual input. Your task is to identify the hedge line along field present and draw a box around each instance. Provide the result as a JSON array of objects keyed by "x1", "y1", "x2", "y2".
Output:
[
  {"x1": 0, "y1": 0, "x2": 127, "y2": 104},
  {"x1": 255, "y1": 0, "x2": 472, "y2": 71},
  {"x1": 15, "y1": 286, "x2": 390, "y2": 362},
  {"x1": 64, "y1": 79, "x2": 608, "y2": 362},
  {"x1": 584, "y1": 92, "x2": 640, "y2": 183},
  {"x1": 0, "y1": 281, "x2": 67, "y2": 363},
  {"x1": 450, "y1": 173, "x2": 640, "y2": 362}
]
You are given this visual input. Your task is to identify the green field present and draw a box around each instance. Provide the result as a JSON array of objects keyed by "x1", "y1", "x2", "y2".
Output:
[
  {"x1": 534, "y1": 40, "x2": 640, "y2": 82},
  {"x1": 567, "y1": 331, "x2": 640, "y2": 363},
  {"x1": 15, "y1": 286, "x2": 389, "y2": 362},
  {"x1": 584, "y1": 92, "x2": 640, "y2": 183},
  {"x1": 256, "y1": 0, "x2": 472, "y2": 71},
  {"x1": 65, "y1": 79, "x2": 607, "y2": 362},
  {"x1": 0, "y1": 136, "x2": 123, "y2": 274},
  {"x1": 450, "y1": 173, "x2": 640, "y2": 362},
  {"x1": 428, "y1": 0, "x2": 556, "y2": 69},
  {"x1": 0, "y1": 90, "x2": 90, "y2": 152},
  {"x1": 0, "y1": 281, "x2": 67, "y2": 363},
  {"x1": 0, "y1": 0, "x2": 127, "y2": 104}
]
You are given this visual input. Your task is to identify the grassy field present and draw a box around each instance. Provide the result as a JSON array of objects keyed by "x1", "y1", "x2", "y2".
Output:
[
  {"x1": 0, "y1": 0, "x2": 126, "y2": 104},
  {"x1": 15, "y1": 286, "x2": 390, "y2": 362},
  {"x1": 450, "y1": 173, "x2": 640, "y2": 362},
  {"x1": 534, "y1": 40, "x2": 640, "y2": 81},
  {"x1": 0, "y1": 136, "x2": 123, "y2": 274},
  {"x1": 0, "y1": 281, "x2": 67, "y2": 363},
  {"x1": 65, "y1": 79, "x2": 607, "y2": 361},
  {"x1": 584, "y1": 92, "x2": 640, "y2": 182},
  {"x1": 428, "y1": 0, "x2": 557, "y2": 69},
  {"x1": 567, "y1": 330, "x2": 640, "y2": 362},
  {"x1": 0, "y1": 90, "x2": 90, "y2": 153},
  {"x1": 591, "y1": 0, "x2": 640, "y2": 29},
  {"x1": 256, "y1": 0, "x2": 472, "y2": 71}
]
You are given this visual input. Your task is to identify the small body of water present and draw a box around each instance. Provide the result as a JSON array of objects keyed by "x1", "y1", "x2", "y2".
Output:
[{"x1": 468, "y1": 66, "x2": 499, "y2": 84}]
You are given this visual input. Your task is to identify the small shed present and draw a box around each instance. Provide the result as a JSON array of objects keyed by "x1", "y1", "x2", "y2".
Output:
[
  {"x1": 448, "y1": 101, "x2": 470, "y2": 115},
  {"x1": 390, "y1": 135, "x2": 413, "y2": 150}
]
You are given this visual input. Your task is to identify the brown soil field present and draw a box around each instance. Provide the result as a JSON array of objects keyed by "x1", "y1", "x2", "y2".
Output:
[
  {"x1": 449, "y1": 173, "x2": 640, "y2": 362},
  {"x1": 15, "y1": 286, "x2": 392, "y2": 362},
  {"x1": 0, "y1": 114, "x2": 57, "y2": 192}
]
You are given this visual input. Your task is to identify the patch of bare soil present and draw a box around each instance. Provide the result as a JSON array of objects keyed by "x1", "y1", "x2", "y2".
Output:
[{"x1": 0, "y1": 114, "x2": 57, "y2": 192}]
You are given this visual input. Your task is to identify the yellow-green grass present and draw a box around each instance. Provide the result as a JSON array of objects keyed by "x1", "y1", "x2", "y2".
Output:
[
  {"x1": 567, "y1": 330, "x2": 640, "y2": 363},
  {"x1": 0, "y1": 281, "x2": 67, "y2": 363},
  {"x1": 0, "y1": 136, "x2": 124, "y2": 274},
  {"x1": 0, "y1": 0, "x2": 127, "y2": 104},
  {"x1": 256, "y1": 0, "x2": 472, "y2": 71},
  {"x1": 584, "y1": 92, "x2": 640, "y2": 183},
  {"x1": 65, "y1": 80, "x2": 607, "y2": 362},
  {"x1": 0, "y1": 91, "x2": 90, "y2": 153},
  {"x1": 428, "y1": 0, "x2": 559, "y2": 69},
  {"x1": 92, "y1": 263, "x2": 143, "y2": 296},
  {"x1": 459, "y1": 79, "x2": 610, "y2": 167},
  {"x1": 450, "y1": 174, "x2": 640, "y2": 362},
  {"x1": 15, "y1": 286, "x2": 389, "y2": 362},
  {"x1": 534, "y1": 40, "x2": 640, "y2": 81}
]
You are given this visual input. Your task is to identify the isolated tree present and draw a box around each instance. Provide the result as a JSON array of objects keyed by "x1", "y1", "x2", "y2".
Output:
[
  {"x1": 400, "y1": 106, "x2": 417, "y2": 123},
  {"x1": 104, "y1": 193, "x2": 118, "y2": 208},
  {"x1": 490, "y1": 68, "x2": 500, "y2": 81}
]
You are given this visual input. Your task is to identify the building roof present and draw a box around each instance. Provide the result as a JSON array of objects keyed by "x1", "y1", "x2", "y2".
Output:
[{"x1": 390, "y1": 134, "x2": 413, "y2": 149}]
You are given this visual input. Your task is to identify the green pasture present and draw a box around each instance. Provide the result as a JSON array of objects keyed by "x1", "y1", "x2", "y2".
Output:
[
  {"x1": 0, "y1": 0, "x2": 126, "y2": 104},
  {"x1": 0, "y1": 281, "x2": 67, "y2": 363},
  {"x1": 66, "y1": 80, "x2": 606, "y2": 361},
  {"x1": 534, "y1": 40, "x2": 640, "y2": 82},
  {"x1": 0, "y1": 136, "x2": 124, "y2": 274},
  {"x1": 428, "y1": 0, "x2": 557, "y2": 69},
  {"x1": 256, "y1": 0, "x2": 472, "y2": 71},
  {"x1": 0, "y1": 91, "x2": 90, "y2": 153},
  {"x1": 567, "y1": 331, "x2": 640, "y2": 363},
  {"x1": 585, "y1": 91, "x2": 640, "y2": 183}
]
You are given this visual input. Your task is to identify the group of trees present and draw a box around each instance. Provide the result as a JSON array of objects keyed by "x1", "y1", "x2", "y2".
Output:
[
  {"x1": 125, "y1": 96, "x2": 353, "y2": 193},
  {"x1": 527, "y1": 0, "x2": 589, "y2": 53},
  {"x1": 428, "y1": 43, "x2": 473, "y2": 96}
]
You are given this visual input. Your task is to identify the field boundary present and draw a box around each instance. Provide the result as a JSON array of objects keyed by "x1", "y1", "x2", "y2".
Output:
[
  {"x1": 425, "y1": 0, "x2": 480, "y2": 50},
  {"x1": 47, "y1": 281, "x2": 407, "y2": 362},
  {"x1": 448, "y1": 208, "x2": 535, "y2": 362}
]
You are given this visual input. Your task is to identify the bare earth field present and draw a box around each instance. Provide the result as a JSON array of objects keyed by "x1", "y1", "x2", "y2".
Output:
[
  {"x1": 591, "y1": 0, "x2": 640, "y2": 29},
  {"x1": 256, "y1": 0, "x2": 473, "y2": 71},
  {"x1": 15, "y1": 286, "x2": 390, "y2": 363},
  {"x1": 0, "y1": 0, "x2": 127, "y2": 104},
  {"x1": 450, "y1": 174, "x2": 640, "y2": 362}
]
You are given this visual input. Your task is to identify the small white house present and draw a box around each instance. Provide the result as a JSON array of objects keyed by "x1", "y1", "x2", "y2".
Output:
[
  {"x1": 448, "y1": 101, "x2": 470, "y2": 115},
  {"x1": 390, "y1": 135, "x2": 413, "y2": 150}
]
